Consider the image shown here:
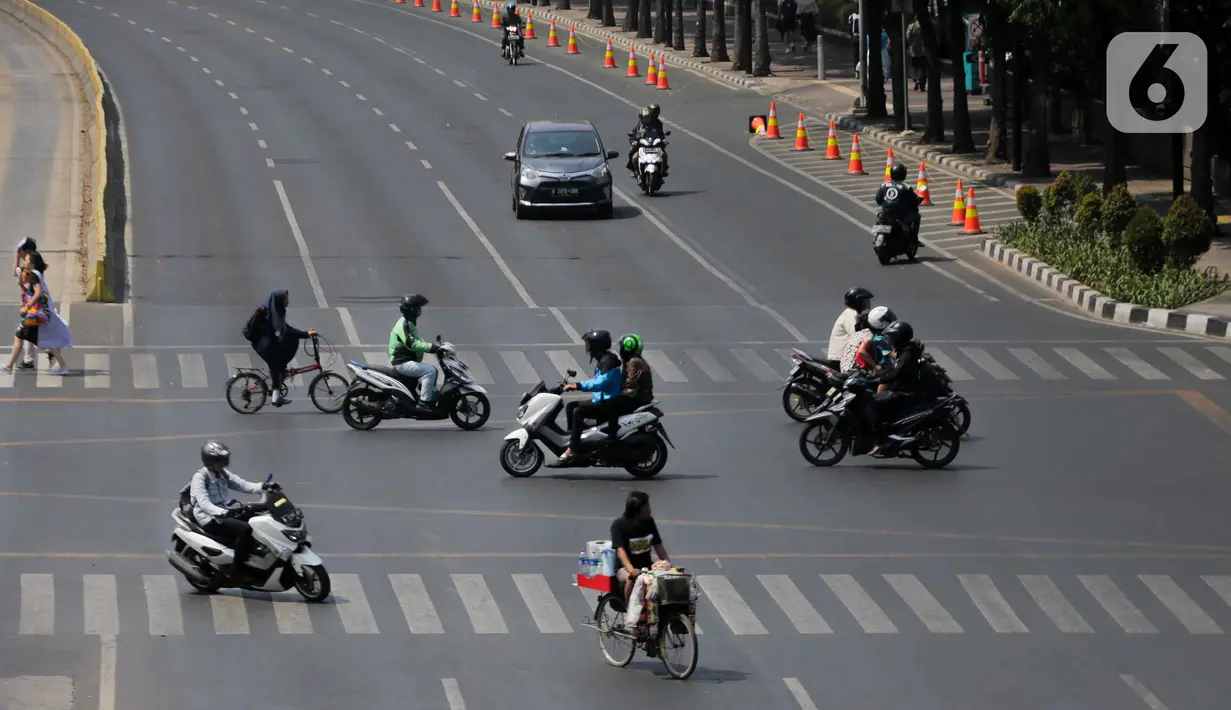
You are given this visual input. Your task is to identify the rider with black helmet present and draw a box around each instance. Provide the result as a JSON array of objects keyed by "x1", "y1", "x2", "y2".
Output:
[
  {"x1": 552, "y1": 329, "x2": 623, "y2": 465},
  {"x1": 828, "y1": 287, "x2": 874, "y2": 361},
  {"x1": 388, "y1": 294, "x2": 442, "y2": 406},
  {"x1": 499, "y1": 1, "x2": 524, "y2": 56},
  {"x1": 864, "y1": 321, "x2": 924, "y2": 451},
  {"x1": 875, "y1": 163, "x2": 922, "y2": 245},
  {"x1": 186, "y1": 441, "x2": 274, "y2": 578},
  {"x1": 627, "y1": 104, "x2": 668, "y2": 178}
]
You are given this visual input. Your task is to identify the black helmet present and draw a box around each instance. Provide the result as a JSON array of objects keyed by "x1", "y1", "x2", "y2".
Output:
[
  {"x1": 581, "y1": 329, "x2": 612, "y2": 360},
  {"x1": 882, "y1": 320, "x2": 914, "y2": 349},
  {"x1": 201, "y1": 440, "x2": 230, "y2": 468},
  {"x1": 399, "y1": 294, "x2": 429, "y2": 321},
  {"x1": 844, "y1": 287, "x2": 874, "y2": 310},
  {"x1": 639, "y1": 107, "x2": 653, "y2": 125},
  {"x1": 890, "y1": 163, "x2": 908, "y2": 182},
  {"x1": 647, "y1": 103, "x2": 660, "y2": 120}
]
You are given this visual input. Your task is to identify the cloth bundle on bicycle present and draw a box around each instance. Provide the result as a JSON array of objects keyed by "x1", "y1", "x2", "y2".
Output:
[{"x1": 628, "y1": 564, "x2": 697, "y2": 629}]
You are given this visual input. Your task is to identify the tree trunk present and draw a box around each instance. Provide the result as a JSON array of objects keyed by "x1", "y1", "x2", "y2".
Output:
[
  {"x1": 588, "y1": 0, "x2": 600, "y2": 20},
  {"x1": 1022, "y1": 28, "x2": 1050, "y2": 177},
  {"x1": 665, "y1": 0, "x2": 673, "y2": 40},
  {"x1": 602, "y1": 0, "x2": 616, "y2": 26},
  {"x1": 639, "y1": 0, "x2": 652, "y2": 37},
  {"x1": 985, "y1": 2, "x2": 1007, "y2": 161},
  {"x1": 673, "y1": 0, "x2": 685, "y2": 49},
  {"x1": 887, "y1": 12, "x2": 906, "y2": 130},
  {"x1": 1047, "y1": 87, "x2": 1063, "y2": 134},
  {"x1": 537, "y1": 0, "x2": 550, "y2": 7},
  {"x1": 557, "y1": 0, "x2": 570, "y2": 11},
  {"x1": 1102, "y1": 121, "x2": 1128, "y2": 193},
  {"x1": 655, "y1": 0, "x2": 666, "y2": 42},
  {"x1": 622, "y1": 0, "x2": 639, "y2": 32},
  {"x1": 865, "y1": 0, "x2": 886, "y2": 118},
  {"x1": 732, "y1": 0, "x2": 750, "y2": 71},
  {"x1": 694, "y1": 0, "x2": 709, "y2": 56},
  {"x1": 752, "y1": 0, "x2": 770, "y2": 75},
  {"x1": 1191, "y1": 123, "x2": 1215, "y2": 217},
  {"x1": 946, "y1": 0, "x2": 974, "y2": 153},
  {"x1": 711, "y1": 0, "x2": 729, "y2": 60},
  {"x1": 915, "y1": 0, "x2": 944, "y2": 143}
]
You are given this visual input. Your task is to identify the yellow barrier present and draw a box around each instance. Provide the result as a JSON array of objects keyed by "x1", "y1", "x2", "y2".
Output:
[{"x1": 0, "y1": 0, "x2": 113, "y2": 302}]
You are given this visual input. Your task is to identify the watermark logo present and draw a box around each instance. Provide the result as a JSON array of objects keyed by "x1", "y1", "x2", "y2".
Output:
[{"x1": 1107, "y1": 32, "x2": 1207, "y2": 134}]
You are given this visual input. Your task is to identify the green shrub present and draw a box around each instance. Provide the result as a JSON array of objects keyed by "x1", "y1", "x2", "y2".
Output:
[
  {"x1": 1101, "y1": 183, "x2": 1137, "y2": 247},
  {"x1": 1162, "y1": 194, "x2": 1216, "y2": 270},
  {"x1": 1122, "y1": 206, "x2": 1167, "y2": 275},
  {"x1": 1042, "y1": 170, "x2": 1080, "y2": 216},
  {"x1": 1016, "y1": 185, "x2": 1043, "y2": 222},
  {"x1": 1074, "y1": 191, "x2": 1103, "y2": 235}
]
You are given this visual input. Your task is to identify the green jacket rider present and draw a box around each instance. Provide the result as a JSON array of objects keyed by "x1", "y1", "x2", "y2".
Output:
[{"x1": 388, "y1": 294, "x2": 441, "y2": 403}]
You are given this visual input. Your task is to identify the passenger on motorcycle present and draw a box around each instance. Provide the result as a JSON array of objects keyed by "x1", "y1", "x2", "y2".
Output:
[
  {"x1": 552, "y1": 329, "x2": 622, "y2": 465},
  {"x1": 611, "y1": 490, "x2": 670, "y2": 605},
  {"x1": 827, "y1": 287, "x2": 873, "y2": 360},
  {"x1": 626, "y1": 104, "x2": 669, "y2": 178},
  {"x1": 875, "y1": 163, "x2": 921, "y2": 245},
  {"x1": 839, "y1": 309, "x2": 873, "y2": 373},
  {"x1": 861, "y1": 305, "x2": 897, "y2": 371},
  {"x1": 499, "y1": 1, "x2": 524, "y2": 55},
  {"x1": 388, "y1": 294, "x2": 442, "y2": 407},
  {"x1": 864, "y1": 321, "x2": 923, "y2": 453},
  {"x1": 597, "y1": 333, "x2": 655, "y2": 438},
  {"x1": 187, "y1": 441, "x2": 276, "y2": 579}
]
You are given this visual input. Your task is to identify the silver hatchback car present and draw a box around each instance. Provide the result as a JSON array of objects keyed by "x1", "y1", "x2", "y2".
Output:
[{"x1": 504, "y1": 120, "x2": 619, "y2": 220}]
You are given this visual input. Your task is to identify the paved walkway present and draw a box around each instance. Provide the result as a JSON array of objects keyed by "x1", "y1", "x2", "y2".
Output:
[{"x1": 0, "y1": 13, "x2": 87, "y2": 306}]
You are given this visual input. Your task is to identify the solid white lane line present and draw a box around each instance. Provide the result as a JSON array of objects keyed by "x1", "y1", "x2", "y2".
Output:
[
  {"x1": 337, "y1": 307, "x2": 361, "y2": 345},
  {"x1": 547, "y1": 307, "x2": 581, "y2": 343},
  {"x1": 273, "y1": 180, "x2": 328, "y2": 307},
  {"x1": 99, "y1": 634, "x2": 118, "y2": 710},
  {"x1": 438, "y1": 181, "x2": 536, "y2": 307}
]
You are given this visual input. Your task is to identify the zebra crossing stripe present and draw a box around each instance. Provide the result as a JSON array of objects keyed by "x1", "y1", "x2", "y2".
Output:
[
  {"x1": 643, "y1": 349, "x2": 687, "y2": 382},
  {"x1": 36, "y1": 355, "x2": 61, "y2": 388},
  {"x1": 1204, "y1": 575, "x2": 1231, "y2": 609},
  {"x1": 821, "y1": 574, "x2": 897, "y2": 633},
  {"x1": 685, "y1": 348, "x2": 734, "y2": 381},
  {"x1": 271, "y1": 594, "x2": 313, "y2": 634},
  {"x1": 1157, "y1": 347, "x2": 1223, "y2": 380},
  {"x1": 83, "y1": 574, "x2": 119, "y2": 636},
  {"x1": 1019, "y1": 575, "x2": 1093, "y2": 633},
  {"x1": 452, "y1": 574, "x2": 508, "y2": 634},
  {"x1": 457, "y1": 351, "x2": 494, "y2": 384},
  {"x1": 1139, "y1": 575, "x2": 1222, "y2": 634},
  {"x1": 178, "y1": 353, "x2": 208, "y2": 388},
  {"x1": 333, "y1": 573, "x2": 380, "y2": 634},
  {"x1": 131, "y1": 354, "x2": 159, "y2": 389},
  {"x1": 1054, "y1": 347, "x2": 1115, "y2": 380},
  {"x1": 959, "y1": 347, "x2": 1019, "y2": 381},
  {"x1": 927, "y1": 348, "x2": 973, "y2": 380},
  {"x1": 19, "y1": 574, "x2": 54, "y2": 635},
  {"x1": 211, "y1": 594, "x2": 250, "y2": 634},
  {"x1": 731, "y1": 349, "x2": 780, "y2": 382},
  {"x1": 513, "y1": 574, "x2": 573, "y2": 633},
  {"x1": 389, "y1": 573, "x2": 444, "y2": 633},
  {"x1": 225, "y1": 352, "x2": 252, "y2": 375},
  {"x1": 546, "y1": 350, "x2": 585, "y2": 379},
  {"x1": 143, "y1": 574, "x2": 184, "y2": 636},
  {"x1": 697, "y1": 575, "x2": 767, "y2": 635},
  {"x1": 285, "y1": 358, "x2": 306, "y2": 387},
  {"x1": 883, "y1": 574, "x2": 962, "y2": 633},
  {"x1": 499, "y1": 350, "x2": 539, "y2": 384},
  {"x1": 959, "y1": 574, "x2": 1028, "y2": 633},
  {"x1": 1007, "y1": 347, "x2": 1066, "y2": 380},
  {"x1": 1104, "y1": 348, "x2": 1168, "y2": 381},
  {"x1": 1079, "y1": 575, "x2": 1158, "y2": 633},
  {"x1": 84, "y1": 353, "x2": 110, "y2": 387},
  {"x1": 757, "y1": 574, "x2": 832, "y2": 633}
]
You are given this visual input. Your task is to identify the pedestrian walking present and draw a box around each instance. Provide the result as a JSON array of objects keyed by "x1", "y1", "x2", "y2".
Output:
[
  {"x1": 2, "y1": 250, "x2": 71, "y2": 374},
  {"x1": 777, "y1": 0, "x2": 799, "y2": 53},
  {"x1": 798, "y1": 0, "x2": 818, "y2": 53},
  {"x1": 907, "y1": 15, "x2": 926, "y2": 90},
  {"x1": 11, "y1": 237, "x2": 38, "y2": 369}
]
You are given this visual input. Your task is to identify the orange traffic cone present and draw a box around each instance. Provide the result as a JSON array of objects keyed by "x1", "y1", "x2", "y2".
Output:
[
  {"x1": 469, "y1": 0, "x2": 479, "y2": 20},
  {"x1": 567, "y1": 25, "x2": 579, "y2": 54},
  {"x1": 525, "y1": 12, "x2": 536, "y2": 38},
  {"x1": 448, "y1": 0, "x2": 459, "y2": 17},
  {"x1": 431, "y1": 0, "x2": 441, "y2": 11},
  {"x1": 883, "y1": 149, "x2": 896, "y2": 183},
  {"x1": 656, "y1": 58, "x2": 670, "y2": 89},
  {"x1": 915, "y1": 163, "x2": 932, "y2": 205},
  {"x1": 963, "y1": 187, "x2": 983, "y2": 233},
  {"x1": 626, "y1": 49, "x2": 639, "y2": 76},
  {"x1": 764, "y1": 101, "x2": 781, "y2": 139},
  {"x1": 824, "y1": 120, "x2": 841, "y2": 159},
  {"x1": 792, "y1": 113, "x2": 811, "y2": 151},
  {"x1": 847, "y1": 135, "x2": 866, "y2": 174},
  {"x1": 750, "y1": 117, "x2": 767, "y2": 135},
  {"x1": 603, "y1": 39, "x2": 617, "y2": 68},
  {"x1": 645, "y1": 53, "x2": 657, "y2": 84},
  {"x1": 546, "y1": 19, "x2": 559, "y2": 46},
  {"x1": 491, "y1": 3, "x2": 500, "y2": 28},
  {"x1": 413, "y1": 0, "x2": 422, "y2": 7},
  {"x1": 950, "y1": 179, "x2": 966, "y2": 225},
  {"x1": 396, "y1": 0, "x2": 405, "y2": 5}
]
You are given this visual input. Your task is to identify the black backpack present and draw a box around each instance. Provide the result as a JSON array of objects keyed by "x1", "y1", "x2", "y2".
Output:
[
  {"x1": 916, "y1": 346, "x2": 954, "y2": 397},
  {"x1": 242, "y1": 305, "x2": 267, "y2": 343}
]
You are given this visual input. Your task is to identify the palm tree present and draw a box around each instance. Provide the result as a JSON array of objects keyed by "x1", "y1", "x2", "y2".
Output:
[
  {"x1": 886, "y1": 10, "x2": 907, "y2": 129},
  {"x1": 602, "y1": 0, "x2": 616, "y2": 26},
  {"x1": 694, "y1": 0, "x2": 709, "y2": 56},
  {"x1": 588, "y1": 0, "x2": 600, "y2": 20},
  {"x1": 731, "y1": 0, "x2": 750, "y2": 71},
  {"x1": 622, "y1": 0, "x2": 640, "y2": 31},
  {"x1": 638, "y1": 0, "x2": 652, "y2": 37},
  {"x1": 864, "y1": 0, "x2": 887, "y2": 118},
  {"x1": 710, "y1": 0, "x2": 729, "y2": 61},
  {"x1": 673, "y1": 0, "x2": 685, "y2": 49},
  {"x1": 655, "y1": 0, "x2": 667, "y2": 43},
  {"x1": 912, "y1": 0, "x2": 944, "y2": 143},
  {"x1": 946, "y1": 0, "x2": 975, "y2": 152},
  {"x1": 751, "y1": 0, "x2": 770, "y2": 76}
]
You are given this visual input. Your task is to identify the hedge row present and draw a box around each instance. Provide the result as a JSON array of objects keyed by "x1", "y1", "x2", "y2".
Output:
[{"x1": 997, "y1": 172, "x2": 1229, "y2": 310}]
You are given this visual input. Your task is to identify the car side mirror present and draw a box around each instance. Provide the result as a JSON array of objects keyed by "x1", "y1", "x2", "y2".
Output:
[
  {"x1": 503, "y1": 152, "x2": 517, "y2": 161},
  {"x1": 605, "y1": 150, "x2": 620, "y2": 160}
]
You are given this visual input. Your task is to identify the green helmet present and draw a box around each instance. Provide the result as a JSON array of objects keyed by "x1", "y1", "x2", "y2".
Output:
[{"x1": 618, "y1": 333, "x2": 643, "y2": 358}]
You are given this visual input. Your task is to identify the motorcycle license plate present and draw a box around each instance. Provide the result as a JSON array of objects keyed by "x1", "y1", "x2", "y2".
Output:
[
  {"x1": 873, "y1": 234, "x2": 885, "y2": 247},
  {"x1": 641, "y1": 147, "x2": 662, "y2": 154},
  {"x1": 873, "y1": 224, "x2": 894, "y2": 234},
  {"x1": 552, "y1": 187, "x2": 579, "y2": 196},
  {"x1": 827, "y1": 387, "x2": 837, "y2": 396}
]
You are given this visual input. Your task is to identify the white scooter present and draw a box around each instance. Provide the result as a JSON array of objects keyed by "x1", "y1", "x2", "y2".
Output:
[
  {"x1": 168, "y1": 475, "x2": 331, "y2": 602},
  {"x1": 499, "y1": 369, "x2": 673, "y2": 479},
  {"x1": 631, "y1": 131, "x2": 670, "y2": 195}
]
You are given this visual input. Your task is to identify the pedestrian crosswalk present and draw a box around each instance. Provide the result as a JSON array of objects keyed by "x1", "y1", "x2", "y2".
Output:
[
  {"x1": 8, "y1": 342, "x2": 1231, "y2": 393},
  {"x1": 11, "y1": 570, "x2": 1231, "y2": 637}
]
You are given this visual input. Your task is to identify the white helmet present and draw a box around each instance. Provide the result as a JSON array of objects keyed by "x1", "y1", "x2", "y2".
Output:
[{"x1": 868, "y1": 306, "x2": 897, "y2": 331}]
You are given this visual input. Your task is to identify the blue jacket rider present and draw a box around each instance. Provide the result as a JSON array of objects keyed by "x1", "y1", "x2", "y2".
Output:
[
  {"x1": 553, "y1": 329, "x2": 622, "y2": 465},
  {"x1": 500, "y1": 2, "x2": 523, "y2": 54}
]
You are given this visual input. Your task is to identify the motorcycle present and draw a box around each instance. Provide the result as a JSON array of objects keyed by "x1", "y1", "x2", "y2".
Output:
[
  {"x1": 798, "y1": 374, "x2": 961, "y2": 469},
  {"x1": 499, "y1": 369, "x2": 674, "y2": 478},
  {"x1": 779, "y1": 348, "x2": 845, "y2": 422},
  {"x1": 872, "y1": 209, "x2": 919, "y2": 265},
  {"x1": 167, "y1": 476, "x2": 331, "y2": 602},
  {"x1": 341, "y1": 335, "x2": 491, "y2": 431},
  {"x1": 630, "y1": 131, "x2": 670, "y2": 195},
  {"x1": 502, "y1": 26, "x2": 524, "y2": 64}
]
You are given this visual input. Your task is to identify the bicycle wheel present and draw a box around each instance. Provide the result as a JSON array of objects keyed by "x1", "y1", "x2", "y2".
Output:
[
  {"x1": 225, "y1": 373, "x2": 269, "y2": 414},
  {"x1": 595, "y1": 596, "x2": 636, "y2": 667},
  {"x1": 308, "y1": 372, "x2": 348, "y2": 414},
  {"x1": 658, "y1": 612, "x2": 698, "y2": 679}
]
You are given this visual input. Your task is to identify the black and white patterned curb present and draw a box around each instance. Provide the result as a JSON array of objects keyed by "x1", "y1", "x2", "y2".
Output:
[{"x1": 980, "y1": 238, "x2": 1231, "y2": 339}]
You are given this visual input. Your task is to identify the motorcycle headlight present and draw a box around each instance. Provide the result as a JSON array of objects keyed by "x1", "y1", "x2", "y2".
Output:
[
  {"x1": 284, "y1": 529, "x2": 308, "y2": 543},
  {"x1": 520, "y1": 167, "x2": 540, "y2": 182},
  {"x1": 586, "y1": 163, "x2": 609, "y2": 179},
  {"x1": 517, "y1": 404, "x2": 528, "y2": 418}
]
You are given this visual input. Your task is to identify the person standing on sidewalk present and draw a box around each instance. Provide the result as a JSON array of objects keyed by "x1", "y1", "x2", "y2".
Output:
[{"x1": 907, "y1": 15, "x2": 926, "y2": 91}]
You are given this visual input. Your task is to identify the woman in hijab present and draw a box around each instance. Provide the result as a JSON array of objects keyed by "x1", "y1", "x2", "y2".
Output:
[
  {"x1": 24, "y1": 251, "x2": 71, "y2": 372},
  {"x1": 251, "y1": 289, "x2": 316, "y2": 407}
]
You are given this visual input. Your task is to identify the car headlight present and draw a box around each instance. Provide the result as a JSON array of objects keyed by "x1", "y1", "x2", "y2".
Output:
[
  {"x1": 520, "y1": 167, "x2": 539, "y2": 182},
  {"x1": 586, "y1": 164, "x2": 609, "y2": 179}
]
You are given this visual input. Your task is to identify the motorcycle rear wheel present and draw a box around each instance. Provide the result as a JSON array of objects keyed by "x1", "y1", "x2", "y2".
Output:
[
  {"x1": 624, "y1": 433, "x2": 669, "y2": 478},
  {"x1": 342, "y1": 389, "x2": 382, "y2": 431},
  {"x1": 500, "y1": 439, "x2": 544, "y2": 477},
  {"x1": 910, "y1": 425, "x2": 961, "y2": 469},
  {"x1": 782, "y1": 381, "x2": 826, "y2": 422},
  {"x1": 875, "y1": 247, "x2": 892, "y2": 266},
  {"x1": 799, "y1": 419, "x2": 849, "y2": 466}
]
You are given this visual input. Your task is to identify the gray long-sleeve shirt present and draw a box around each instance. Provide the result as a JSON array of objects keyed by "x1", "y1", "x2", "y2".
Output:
[{"x1": 190, "y1": 467, "x2": 262, "y2": 526}]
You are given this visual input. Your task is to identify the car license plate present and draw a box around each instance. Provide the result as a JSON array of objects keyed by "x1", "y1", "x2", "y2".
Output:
[
  {"x1": 553, "y1": 187, "x2": 579, "y2": 196},
  {"x1": 873, "y1": 224, "x2": 893, "y2": 234},
  {"x1": 873, "y1": 234, "x2": 885, "y2": 247}
]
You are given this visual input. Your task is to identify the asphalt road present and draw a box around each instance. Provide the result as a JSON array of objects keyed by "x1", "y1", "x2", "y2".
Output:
[{"x1": 5, "y1": 0, "x2": 1231, "y2": 707}]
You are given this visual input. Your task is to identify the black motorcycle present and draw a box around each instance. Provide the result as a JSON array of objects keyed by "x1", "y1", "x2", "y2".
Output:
[
  {"x1": 872, "y1": 209, "x2": 919, "y2": 265},
  {"x1": 779, "y1": 348, "x2": 844, "y2": 422},
  {"x1": 798, "y1": 374, "x2": 961, "y2": 469}
]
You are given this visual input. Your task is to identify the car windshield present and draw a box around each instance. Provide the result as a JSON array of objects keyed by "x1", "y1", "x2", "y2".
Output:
[{"x1": 522, "y1": 130, "x2": 602, "y2": 158}]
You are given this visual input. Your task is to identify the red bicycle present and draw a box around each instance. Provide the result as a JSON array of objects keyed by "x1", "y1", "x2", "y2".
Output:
[{"x1": 225, "y1": 334, "x2": 349, "y2": 414}]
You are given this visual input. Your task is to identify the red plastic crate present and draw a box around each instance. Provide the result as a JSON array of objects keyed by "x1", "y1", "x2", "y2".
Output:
[{"x1": 577, "y1": 573, "x2": 614, "y2": 593}]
